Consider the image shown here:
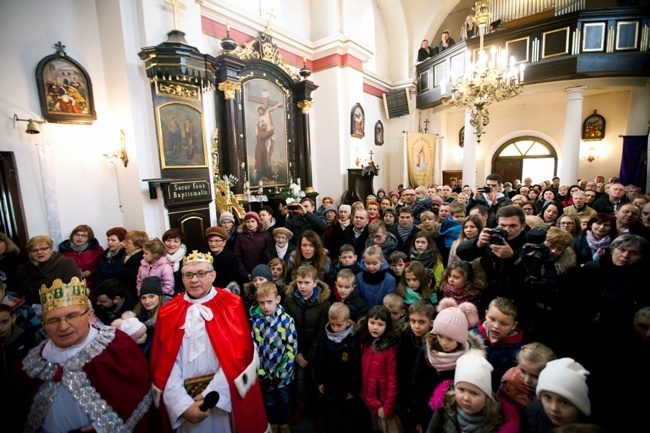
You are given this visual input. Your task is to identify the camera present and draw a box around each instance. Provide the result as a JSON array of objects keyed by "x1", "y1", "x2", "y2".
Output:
[
  {"x1": 478, "y1": 185, "x2": 492, "y2": 193},
  {"x1": 287, "y1": 203, "x2": 300, "y2": 210},
  {"x1": 489, "y1": 227, "x2": 508, "y2": 245},
  {"x1": 521, "y1": 228, "x2": 549, "y2": 283}
]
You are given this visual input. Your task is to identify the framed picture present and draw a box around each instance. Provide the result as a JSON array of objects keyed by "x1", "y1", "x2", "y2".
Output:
[
  {"x1": 35, "y1": 44, "x2": 96, "y2": 124},
  {"x1": 459, "y1": 126, "x2": 465, "y2": 148},
  {"x1": 375, "y1": 121, "x2": 384, "y2": 145},
  {"x1": 582, "y1": 110, "x2": 606, "y2": 141},
  {"x1": 243, "y1": 78, "x2": 289, "y2": 187},
  {"x1": 351, "y1": 103, "x2": 365, "y2": 138},
  {"x1": 156, "y1": 102, "x2": 208, "y2": 169}
]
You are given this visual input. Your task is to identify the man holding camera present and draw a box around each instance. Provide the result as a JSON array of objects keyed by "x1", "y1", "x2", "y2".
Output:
[
  {"x1": 281, "y1": 197, "x2": 327, "y2": 245},
  {"x1": 467, "y1": 173, "x2": 513, "y2": 228},
  {"x1": 456, "y1": 205, "x2": 529, "y2": 313}
]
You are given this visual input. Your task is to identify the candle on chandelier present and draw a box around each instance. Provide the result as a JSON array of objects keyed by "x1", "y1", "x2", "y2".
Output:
[{"x1": 226, "y1": 23, "x2": 230, "y2": 33}]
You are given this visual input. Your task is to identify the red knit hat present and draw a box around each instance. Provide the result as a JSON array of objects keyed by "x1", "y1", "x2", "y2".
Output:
[{"x1": 244, "y1": 211, "x2": 261, "y2": 224}]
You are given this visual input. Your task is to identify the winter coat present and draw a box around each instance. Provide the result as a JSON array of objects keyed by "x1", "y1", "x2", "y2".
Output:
[
  {"x1": 390, "y1": 224, "x2": 417, "y2": 255},
  {"x1": 327, "y1": 220, "x2": 351, "y2": 259},
  {"x1": 234, "y1": 226, "x2": 273, "y2": 281},
  {"x1": 456, "y1": 231, "x2": 529, "y2": 313},
  {"x1": 284, "y1": 211, "x2": 328, "y2": 244},
  {"x1": 211, "y1": 248, "x2": 240, "y2": 289},
  {"x1": 467, "y1": 193, "x2": 513, "y2": 228},
  {"x1": 330, "y1": 283, "x2": 368, "y2": 322},
  {"x1": 118, "y1": 250, "x2": 144, "y2": 301},
  {"x1": 355, "y1": 258, "x2": 397, "y2": 308},
  {"x1": 262, "y1": 242, "x2": 296, "y2": 267},
  {"x1": 136, "y1": 255, "x2": 175, "y2": 296},
  {"x1": 93, "y1": 247, "x2": 126, "y2": 288},
  {"x1": 426, "y1": 380, "x2": 520, "y2": 433},
  {"x1": 521, "y1": 400, "x2": 556, "y2": 433},
  {"x1": 16, "y1": 252, "x2": 81, "y2": 305},
  {"x1": 282, "y1": 280, "x2": 331, "y2": 361},
  {"x1": 570, "y1": 232, "x2": 603, "y2": 265},
  {"x1": 249, "y1": 303, "x2": 297, "y2": 388},
  {"x1": 472, "y1": 320, "x2": 524, "y2": 392},
  {"x1": 411, "y1": 333, "x2": 485, "y2": 427},
  {"x1": 591, "y1": 194, "x2": 630, "y2": 215},
  {"x1": 438, "y1": 217, "x2": 462, "y2": 249},
  {"x1": 58, "y1": 239, "x2": 104, "y2": 289},
  {"x1": 1, "y1": 291, "x2": 46, "y2": 341},
  {"x1": 343, "y1": 225, "x2": 370, "y2": 258},
  {"x1": 286, "y1": 251, "x2": 336, "y2": 286},
  {"x1": 397, "y1": 326, "x2": 425, "y2": 411},
  {"x1": 364, "y1": 231, "x2": 399, "y2": 257},
  {"x1": 314, "y1": 323, "x2": 361, "y2": 397},
  {"x1": 359, "y1": 324, "x2": 400, "y2": 417}
]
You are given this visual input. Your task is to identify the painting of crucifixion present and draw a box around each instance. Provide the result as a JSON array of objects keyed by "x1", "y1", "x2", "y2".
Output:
[{"x1": 243, "y1": 79, "x2": 288, "y2": 187}]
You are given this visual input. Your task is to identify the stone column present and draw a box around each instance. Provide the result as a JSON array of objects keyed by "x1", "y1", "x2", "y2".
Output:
[
  {"x1": 560, "y1": 86, "x2": 587, "y2": 184},
  {"x1": 217, "y1": 79, "x2": 242, "y2": 191},
  {"x1": 462, "y1": 109, "x2": 478, "y2": 189},
  {"x1": 296, "y1": 100, "x2": 314, "y2": 190}
]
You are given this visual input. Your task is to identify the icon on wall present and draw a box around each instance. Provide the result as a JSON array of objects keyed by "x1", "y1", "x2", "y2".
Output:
[
  {"x1": 351, "y1": 103, "x2": 365, "y2": 138},
  {"x1": 582, "y1": 110, "x2": 605, "y2": 141},
  {"x1": 375, "y1": 120, "x2": 384, "y2": 145}
]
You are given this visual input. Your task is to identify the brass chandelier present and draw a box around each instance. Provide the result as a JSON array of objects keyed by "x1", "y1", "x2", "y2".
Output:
[{"x1": 441, "y1": 0, "x2": 524, "y2": 144}]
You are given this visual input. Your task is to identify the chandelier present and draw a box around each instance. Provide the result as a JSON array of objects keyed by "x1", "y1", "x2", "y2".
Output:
[{"x1": 441, "y1": 0, "x2": 525, "y2": 144}]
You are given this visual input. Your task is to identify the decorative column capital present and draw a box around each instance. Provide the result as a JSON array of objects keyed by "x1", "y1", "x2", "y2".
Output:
[
  {"x1": 218, "y1": 80, "x2": 241, "y2": 100},
  {"x1": 297, "y1": 100, "x2": 314, "y2": 115}
]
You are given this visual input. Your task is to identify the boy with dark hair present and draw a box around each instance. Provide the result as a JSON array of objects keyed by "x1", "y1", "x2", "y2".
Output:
[
  {"x1": 467, "y1": 173, "x2": 513, "y2": 228},
  {"x1": 390, "y1": 206, "x2": 417, "y2": 254},
  {"x1": 250, "y1": 282, "x2": 297, "y2": 433},
  {"x1": 283, "y1": 264, "x2": 331, "y2": 424},
  {"x1": 387, "y1": 250, "x2": 408, "y2": 281},
  {"x1": 437, "y1": 202, "x2": 467, "y2": 263},
  {"x1": 93, "y1": 278, "x2": 136, "y2": 325},
  {"x1": 315, "y1": 302, "x2": 362, "y2": 433},
  {"x1": 333, "y1": 244, "x2": 360, "y2": 274},
  {"x1": 331, "y1": 269, "x2": 367, "y2": 321}
]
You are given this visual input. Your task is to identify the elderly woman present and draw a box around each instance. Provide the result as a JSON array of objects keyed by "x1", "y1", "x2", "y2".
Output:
[
  {"x1": 510, "y1": 194, "x2": 527, "y2": 207},
  {"x1": 58, "y1": 224, "x2": 104, "y2": 290},
  {"x1": 117, "y1": 230, "x2": 148, "y2": 300},
  {"x1": 0, "y1": 232, "x2": 28, "y2": 290},
  {"x1": 162, "y1": 227, "x2": 186, "y2": 294},
  {"x1": 571, "y1": 213, "x2": 616, "y2": 265},
  {"x1": 16, "y1": 235, "x2": 80, "y2": 306},
  {"x1": 94, "y1": 226, "x2": 127, "y2": 288},
  {"x1": 263, "y1": 227, "x2": 296, "y2": 266}
]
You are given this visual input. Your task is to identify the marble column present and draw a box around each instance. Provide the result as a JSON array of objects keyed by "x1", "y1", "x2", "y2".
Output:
[
  {"x1": 462, "y1": 109, "x2": 478, "y2": 189},
  {"x1": 560, "y1": 86, "x2": 587, "y2": 184}
]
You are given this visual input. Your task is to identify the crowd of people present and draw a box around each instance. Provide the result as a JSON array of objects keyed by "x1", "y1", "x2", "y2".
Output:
[{"x1": 1, "y1": 172, "x2": 649, "y2": 433}]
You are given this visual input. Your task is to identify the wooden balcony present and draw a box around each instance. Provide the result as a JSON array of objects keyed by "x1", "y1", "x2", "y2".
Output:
[{"x1": 415, "y1": 7, "x2": 650, "y2": 110}]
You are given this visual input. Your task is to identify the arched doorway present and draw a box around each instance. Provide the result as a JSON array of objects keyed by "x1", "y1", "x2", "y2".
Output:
[{"x1": 492, "y1": 136, "x2": 558, "y2": 184}]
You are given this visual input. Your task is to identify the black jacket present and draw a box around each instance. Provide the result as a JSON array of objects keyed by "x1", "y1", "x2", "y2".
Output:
[
  {"x1": 16, "y1": 252, "x2": 81, "y2": 305},
  {"x1": 117, "y1": 250, "x2": 144, "y2": 301},
  {"x1": 466, "y1": 193, "x2": 513, "y2": 228},
  {"x1": 314, "y1": 324, "x2": 361, "y2": 398},
  {"x1": 211, "y1": 248, "x2": 240, "y2": 289}
]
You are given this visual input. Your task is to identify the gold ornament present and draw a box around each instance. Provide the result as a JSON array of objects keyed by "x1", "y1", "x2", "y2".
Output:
[
  {"x1": 40, "y1": 277, "x2": 88, "y2": 315},
  {"x1": 183, "y1": 250, "x2": 214, "y2": 266}
]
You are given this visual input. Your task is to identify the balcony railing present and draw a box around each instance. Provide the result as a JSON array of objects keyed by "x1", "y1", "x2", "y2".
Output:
[{"x1": 416, "y1": 7, "x2": 650, "y2": 110}]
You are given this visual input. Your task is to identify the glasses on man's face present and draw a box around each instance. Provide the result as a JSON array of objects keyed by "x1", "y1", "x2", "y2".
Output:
[
  {"x1": 182, "y1": 270, "x2": 212, "y2": 279},
  {"x1": 44, "y1": 309, "x2": 91, "y2": 328},
  {"x1": 30, "y1": 247, "x2": 51, "y2": 253}
]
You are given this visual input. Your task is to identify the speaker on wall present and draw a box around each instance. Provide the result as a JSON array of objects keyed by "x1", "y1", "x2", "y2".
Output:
[{"x1": 382, "y1": 88, "x2": 411, "y2": 119}]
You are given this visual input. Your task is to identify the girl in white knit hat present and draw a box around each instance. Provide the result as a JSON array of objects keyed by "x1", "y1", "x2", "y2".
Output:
[
  {"x1": 411, "y1": 298, "x2": 483, "y2": 432},
  {"x1": 426, "y1": 351, "x2": 518, "y2": 433},
  {"x1": 521, "y1": 358, "x2": 593, "y2": 432}
]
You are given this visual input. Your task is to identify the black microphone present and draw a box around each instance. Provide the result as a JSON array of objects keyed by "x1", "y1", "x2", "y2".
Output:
[{"x1": 199, "y1": 391, "x2": 220, "y2": 412}]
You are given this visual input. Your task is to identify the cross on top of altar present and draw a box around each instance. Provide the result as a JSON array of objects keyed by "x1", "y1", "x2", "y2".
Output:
[
  {"x1": 264, "y1": 9, "x2": 276, "y2": 34},
  {"x1": 165, "y1": 0, "x2": 186, "y2": 31}
]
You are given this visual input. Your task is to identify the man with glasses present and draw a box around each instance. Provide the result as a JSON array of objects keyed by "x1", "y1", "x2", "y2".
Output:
[
  {"x1": 152, "y1": 251, "x2": 268, "y2": 433},
  {"x1": 17, "y1": 277, "x2": 152, "y2": 432},
  {"x1": 205, "y1": 226, "x2": 239, "y2": 289},
  {"x1": 16, "y1": 235, "x2": 80, "y2": 307}
]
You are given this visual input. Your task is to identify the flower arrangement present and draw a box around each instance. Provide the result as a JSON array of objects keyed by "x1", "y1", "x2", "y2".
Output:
[
  {"x1": 281, "y1": 181, "x2": 305, "y2": 204},
  {"x1": 216, "y1": 174, "x2": 238, "y2": 188}
]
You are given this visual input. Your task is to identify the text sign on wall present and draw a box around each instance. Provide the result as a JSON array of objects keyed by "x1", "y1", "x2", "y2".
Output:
[{"x1": 166, "y1": 180, "x2": 211, "y2": 204}]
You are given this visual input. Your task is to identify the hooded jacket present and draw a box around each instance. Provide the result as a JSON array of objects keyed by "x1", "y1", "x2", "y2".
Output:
[
  {"x1": 282, "y1": 280, "x2": 331, "y2": 361},
  {"x1": 364, "y1": 231, "x2": 399, "y2": 257},
  {"x1": 136, "y1": 255, "x2": 175, "y2": 296},
  {"x1": 472, "y1": 320, "x2": 524, "y2": 393},
  {"x1": 355, "y1": 258, "x2": 397, "y2": 308}
]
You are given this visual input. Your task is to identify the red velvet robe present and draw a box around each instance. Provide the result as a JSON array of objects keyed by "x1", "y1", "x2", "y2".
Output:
[
  {"x1": 15, "y1": 326, "x2": 151, "y2": 433},
  {"x1": 151, "y1": 289, "x2": 268, "y2": 433}
]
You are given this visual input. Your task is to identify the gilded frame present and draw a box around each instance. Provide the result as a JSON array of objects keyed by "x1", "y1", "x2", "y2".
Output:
[
  {"x1": 156, "y1": 102, "x2": 208, "y2": 169},
  {"x1": 351, "y1": 103, "x2": 365, "y2": 138}
]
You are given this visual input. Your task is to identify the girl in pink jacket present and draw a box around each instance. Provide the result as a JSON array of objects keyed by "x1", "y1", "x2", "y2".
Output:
[
  {"x1": 136, "y1": 239, "x2": 174, "y2": 296},
  {"x1": 359, "y1": 304, "x2": 400, "y2": 432}
]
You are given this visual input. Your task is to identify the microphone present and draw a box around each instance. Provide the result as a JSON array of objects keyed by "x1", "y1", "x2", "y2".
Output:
[{"x1": 199, "y1": 391, "x2": 219, "y2": 412}]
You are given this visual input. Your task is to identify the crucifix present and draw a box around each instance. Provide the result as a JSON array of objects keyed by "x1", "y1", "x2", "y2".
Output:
[
  {"x1": 165, "y1": 0, "x2": 187, "y2": 31},
  {"x1": 423, "y1": 119, "x2": 430, "y2": 133},
  {"x1": 247, "y1": 89, "x2": 282, "y2": 110},
  {"x1": 369, "y1": 150, "x2": 374, "y2": 161},
  {"x1": 264, "y1": 8, "x2": 276, "y2": 33}
]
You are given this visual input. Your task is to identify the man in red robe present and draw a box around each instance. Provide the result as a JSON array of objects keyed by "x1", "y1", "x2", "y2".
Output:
[
  {"x1": 14, "y1": 277, "x2": 151, "y2": 433},
  {"x1": 150, "y1": 251, "x2": 269, "y2": 433}
]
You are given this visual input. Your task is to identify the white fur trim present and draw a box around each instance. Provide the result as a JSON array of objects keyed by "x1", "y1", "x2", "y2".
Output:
[
  {"x1": 151, "y1": 384, "x2": 163, "y2": 409},
  {"x1": 234, "y1": 344, "x2": 260, "y2": 398}
]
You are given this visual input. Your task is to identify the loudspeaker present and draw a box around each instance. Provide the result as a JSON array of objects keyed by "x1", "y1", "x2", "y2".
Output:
[{"x1": 382, "y1": 88, "x2": 411, "y2": 119}]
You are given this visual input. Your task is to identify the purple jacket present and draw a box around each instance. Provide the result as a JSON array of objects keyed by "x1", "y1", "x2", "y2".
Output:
[
  {"x1": 136, "y1": 255, "x2": 174, "y2": 296},
  {"x1": 234, "y1": 227, "x2": 273, "y2": 281}
]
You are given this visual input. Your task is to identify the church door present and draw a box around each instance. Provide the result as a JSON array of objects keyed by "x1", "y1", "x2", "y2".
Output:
[
  {"x1": 0, "y1": 152, "x2": 28, "y2": 250},
  {"x1": 491, "y1": 136, "x2": 557, "y2": 184}
]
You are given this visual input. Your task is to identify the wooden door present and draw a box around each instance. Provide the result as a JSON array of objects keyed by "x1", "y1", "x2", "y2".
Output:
[
  {"x1": 0, "y1": 152, "x2": 28, "y2": 250},
  {"x1": 492, "y1": 158, "x2": 523, "y2": 185}
]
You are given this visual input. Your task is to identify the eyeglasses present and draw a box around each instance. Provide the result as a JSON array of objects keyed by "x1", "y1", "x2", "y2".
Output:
[
  {"x1": 44, "y1": 309, "x2": 91, "y2": 328},
  {"x1": 29, "y1": 247, "x2": 51, "y2": 253},
  {"x1": 559, "y1": 222, "x2": 575, "y2": 226},
  {"x1": 182, "y1": 270, "x2": 212, "y2": 279},
  {"x1": 208, "y1": 238, "x2": 226, "y2": 244},
  {"x1": 370, "y1": 233, "x2": 386, "y2": 240},
  {"x1": 74, "y1": 233, "x2": 89, "y2": 238}
]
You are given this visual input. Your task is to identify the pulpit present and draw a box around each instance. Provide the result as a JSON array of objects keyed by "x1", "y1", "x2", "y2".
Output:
[{"x1": 342, "y1": 160, "x2": 379, "y2": 204}]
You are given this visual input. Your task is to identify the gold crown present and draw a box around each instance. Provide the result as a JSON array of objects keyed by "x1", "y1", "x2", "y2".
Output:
[
  {"x1": 40, "y1": 277, "x2": 88, "y2": 315},
  {"x1": 183, "y1": 250, "x2": 214, "y2": 266}
]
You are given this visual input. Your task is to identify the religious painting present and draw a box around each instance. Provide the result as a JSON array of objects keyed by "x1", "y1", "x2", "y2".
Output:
[
  {"x1": 35, "y1": 44, "x2": 96, "y2": 124},
  {"x1": 156, "y1": 102, "x2": 208, "y2": 169},
  {"x1": 243, "y1": 78, "x2": 289, "y2": 187},
  {"x1": 582, "y1": 110, "x2": 606, "y2": 141},
  {"x1": 406, "y1": 132, "x2": 436, "y2": 187},
  {"x1": 375, "y1": 120, "x2": 384, "y2": 146},
  {"x1": 351, "y1": 103, "x2": 365, "y2": 138},
  {"x1": 459, "y1": 126, "x2": 465, "y2": 148}
]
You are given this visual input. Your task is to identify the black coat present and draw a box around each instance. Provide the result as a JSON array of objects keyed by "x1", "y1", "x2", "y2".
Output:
[
  {"x1": 211, "y1": 248, "x2": 240, "y2": 289},
  {"x1": 16, "y1": 252, "x2": 81, "y2": 305},
  {"x1": 314, "y1": 325, "x2": 361, "y2": 397},
  {"x1": 117, "y1": 250, "x2": 144, "y2": 301},
  {"x1": 343, "y1": 226, "x2": 370, "y2": 258},
  {"x1": 94, "y1": 247, "x2": 126, "y2": 287}
]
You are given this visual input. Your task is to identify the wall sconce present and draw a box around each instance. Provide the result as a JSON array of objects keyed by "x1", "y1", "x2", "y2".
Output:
[
  {"x1": 103, "y1": 130, "x2": 129, "y2": 167},
  {"x1": 13, "y1": 114, "x2": 45, "y2": 134},
  {"x1": 584, "y1": 145, "x2": 599, "y2": 163}
]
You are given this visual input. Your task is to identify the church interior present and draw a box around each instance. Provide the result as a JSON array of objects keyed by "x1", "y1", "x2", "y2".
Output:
[{"x1": 1, "y1": 0, "x2": 649, "y2": 249}]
